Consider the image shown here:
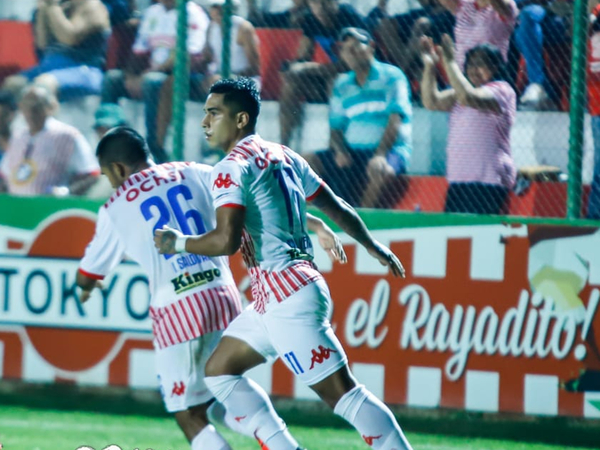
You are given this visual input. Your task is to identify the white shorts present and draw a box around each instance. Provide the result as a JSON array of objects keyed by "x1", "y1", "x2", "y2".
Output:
[
  {"x1": 156, "y1": 331, "x2": 222, "y2": 413},
  {"x1": 224, "y1": 279, "x2": 348, "y2": 386}
]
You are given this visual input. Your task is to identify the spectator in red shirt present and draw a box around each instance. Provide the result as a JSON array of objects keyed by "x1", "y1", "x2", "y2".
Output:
[{"x1": 588, "y1": 4, "x2": 600, "y2": 218}]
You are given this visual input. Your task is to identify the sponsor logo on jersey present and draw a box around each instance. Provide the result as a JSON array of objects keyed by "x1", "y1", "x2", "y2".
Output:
[
  {"x1": 213, "y1": 173, "x2": 239, "y2": 189},
  {"x1": 308, "y1": 345, "x2": 338, "y2": 370},
  {"x1": 170, "y1": 269, "x2": 221, "y2": 294}
]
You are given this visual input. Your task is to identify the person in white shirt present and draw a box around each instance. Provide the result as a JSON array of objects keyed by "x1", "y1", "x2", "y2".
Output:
[
  {"x1": 155, "y1": 0, "x2": 261, "y2": 152},
  {"x1": 100, "y1": 0, "x2": 210, "y2": 162},
  {"x1": 154, "y1": 78, "x2": 413, "y2": 450},
  {"x1": 0, "y1": 85, "x2": 99, "y2": 196},
  {"x1": 77, "y1": 126, "x2": 345, "y2": 450}
]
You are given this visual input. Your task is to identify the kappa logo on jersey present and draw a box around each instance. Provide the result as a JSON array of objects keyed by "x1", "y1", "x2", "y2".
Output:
[
  {"x1": 213, "y1": 173, "x2": 239, "y2": 189},
  {"x1": 171, "y1": 268, "x2": 221, "y2": 294},
  {"x1": 309, "y1": 345, "x2": 338, "y2": 370},
  {"x1": 171, "y1": 381, "x2": 186, "y2": 397},
  {"x1": 362, "y1": 435, "x2": 383, "y2": 445}
]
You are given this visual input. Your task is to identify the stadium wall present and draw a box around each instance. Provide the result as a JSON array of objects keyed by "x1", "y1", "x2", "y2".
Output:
[{"x1": 0, "y1": 195, "x2": 599, "y2": 420}]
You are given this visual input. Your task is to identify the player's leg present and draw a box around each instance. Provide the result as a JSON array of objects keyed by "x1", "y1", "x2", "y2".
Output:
[
  {"x1": 267, "y1": 280, "x2": 413, "y2": 450},
  {"x1": 157, "y1": 332, "x2": 231, "y2": 449},
  {"x1": 205, "y1": 306, "x2": 303, "y2": 450}
]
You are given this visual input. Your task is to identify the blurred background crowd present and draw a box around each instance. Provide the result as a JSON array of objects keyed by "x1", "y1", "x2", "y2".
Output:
[{"x1": 0, "y1": 0, "x2": 597, "y2": 218}]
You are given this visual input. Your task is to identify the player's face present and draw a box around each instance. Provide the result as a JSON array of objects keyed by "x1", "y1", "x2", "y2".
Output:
[{"x1": 202, "y1": 93, "x2": 242, "y2": 152}]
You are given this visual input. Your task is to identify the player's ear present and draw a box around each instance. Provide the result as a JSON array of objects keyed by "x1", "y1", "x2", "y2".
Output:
[
  {"x1": 236, "y1": 111, "x2": 250, "y2": 129},
  {"x1": 113, "y1": 162, "x2": 128, "y2": 178}
]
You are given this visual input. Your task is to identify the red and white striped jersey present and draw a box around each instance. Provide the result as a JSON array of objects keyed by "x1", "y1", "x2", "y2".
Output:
[
  {"x1": 79, "y1": 162, "x2": 242, "y2": 348},
  {"x1": 210, "y1": 134, "x2": 325, "y2": 313}
]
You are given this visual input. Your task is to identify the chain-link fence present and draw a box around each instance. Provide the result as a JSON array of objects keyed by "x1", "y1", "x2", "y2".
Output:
[{"x1": 0, "y1": 0, "x2": 597, "y2": 220}]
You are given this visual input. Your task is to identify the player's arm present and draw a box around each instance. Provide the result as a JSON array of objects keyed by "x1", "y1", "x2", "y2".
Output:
[
  {"x1": 309, "y1": 184, "x2": 405, "y2": 277},
  {"x1": 154, "y1": 206, "x2": 245, "y2": 256},
  {"x1": 306, "y1": 213, "x2": 347, "y2": 264}
]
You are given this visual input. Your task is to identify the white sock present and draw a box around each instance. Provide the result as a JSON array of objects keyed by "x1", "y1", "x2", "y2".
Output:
[
  {"x1": 207, "y1": 400, "x2": 253, "y2": 437},
  {"x1": 205, "y1": 375, "x2": 300, "y2": 450},
  {"x1": 190, "y1": 424, "x2": 231, "y2": 450},
  {"x1": 334, "y1": 385, "x2": 412, "y2": 450}
]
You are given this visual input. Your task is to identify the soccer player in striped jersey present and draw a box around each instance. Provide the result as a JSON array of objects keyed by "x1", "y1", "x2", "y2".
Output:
[
  {"x1": 154, "y1": 78, "x2": 413, "y2": 450},
  {"x1": 76, "y1": 127, "x2": 345, "y2": 450}
]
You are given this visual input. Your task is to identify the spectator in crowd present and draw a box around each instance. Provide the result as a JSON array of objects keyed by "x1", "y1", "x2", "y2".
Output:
[
  {"x1": 438, "y1": 0, "x2": 518, "y2": 68},
  {"x1": 93, "y1": 103, "x2": 129, "y2": 140},
  {"x1": 588, "y1": 3, "x2": 600, "y2": 219},
  {"x1": 102, "y1": 0, "x2": 135, "y2": 26},
  {"x1": 278, "y1": 0, "x2": 367, "y2": 147},
  {"x1": 421, "y1": 35, "x2": 516, "y2": 214},
  {"x1": 154, "y1": 0, "x2": 260, "y2": 153},
  {"x1": 0, "y1": 91, "x2": 17, "y2": 162},
  {"x1": 2, "y1": 0, "x2": 110, "y2": 99},
  {"x1": 306, "y1": 28, "x2": 412, "y2": 208},
  {"x1": 366, "y1": 0, "x2": 389, "y2": 30},
  {"x1": 375, "y1": 0, "x2": 454, "y2": 83},
  {"x1": 247, "y1": 0, "x2": 309, "y2": 29},
  {"x1": 515, "y1": 0, "x2": 571, "y2": 109},
  {"x1": 0, "y1": 86, "x2": 99, "y2": 196},
  {"x1": 101, "y1": 0, "x2": 210, "y2": 162}
]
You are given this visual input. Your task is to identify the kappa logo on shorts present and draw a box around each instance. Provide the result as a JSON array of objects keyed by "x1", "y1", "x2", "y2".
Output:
[
  {"x1": 362, "y1": 435, "x2": 383, "y2": 446},
  {"x1": 308, "y1": 345, "x2": 338, "y2": 370},
  {"x1": 213, "y1": 173, "x2": 239, "y2": 189},
  {"x1": 75, "y1": 446, "x2": 152, "y2": 450},
  {"x1": 171, "y1": 381, "x2": 186, "y2": 397}
]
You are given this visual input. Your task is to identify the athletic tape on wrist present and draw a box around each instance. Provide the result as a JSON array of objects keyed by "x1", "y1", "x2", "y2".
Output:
[{"x1": 175, "y1": 236, "x2": 188, "y2": 253}]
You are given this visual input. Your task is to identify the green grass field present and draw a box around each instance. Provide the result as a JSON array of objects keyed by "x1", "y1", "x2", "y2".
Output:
[{"x1": 0, "y1": 405, "x2": 596, "y2": 450}]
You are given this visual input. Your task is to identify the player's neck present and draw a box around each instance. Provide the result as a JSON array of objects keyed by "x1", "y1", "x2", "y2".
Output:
[{"x1": 225, "y1": 130, "x2": 255, "y2": 153}]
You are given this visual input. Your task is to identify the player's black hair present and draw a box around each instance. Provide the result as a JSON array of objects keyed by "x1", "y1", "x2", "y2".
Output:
[
  {"x1": 464, "y1": 44, "x2": 506, "y2": 82},
  {"x1": 96, "y1": 126, "x2": 150, "y2": 166},
  {"x1": 209, "y1": 77, "x2": 261, "y2": 129}
]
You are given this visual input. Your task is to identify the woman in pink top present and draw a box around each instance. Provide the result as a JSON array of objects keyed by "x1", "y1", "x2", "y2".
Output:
[{"x1": 421, "y1": 35, "x2": 517, "y2": 214}]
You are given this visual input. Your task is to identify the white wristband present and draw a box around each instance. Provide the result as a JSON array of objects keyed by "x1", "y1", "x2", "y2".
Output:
[{"x1": 175, "y1": 236, "x2": 188, "y2": 253}]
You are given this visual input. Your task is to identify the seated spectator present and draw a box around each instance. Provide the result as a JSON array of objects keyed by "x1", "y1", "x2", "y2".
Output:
[
  {"x1": 278, "y1": 0, "x2": 367, "y2": 147},
  {"x1": 93, "y1": 102, "x2": 128, "y2": 139},
  {"x1": 155, "y1": 0, "x2": 260, "y2": 153},
  {"x1": 102, "y1": 0, "x2": 142, "y2": 70},
  {"x1": 101, "y1": 0, "x2": 209, "y2": 162},
  {"x1": 2, "y1": 0, "x2": 111, "y2": 99},
  {"x1": 588, "y1": 4, "x2": 600, "y2": 219},
  {"x1": 247, "y1": 0, "x2": 309, "y2": 29},
  {"x1": 421, "y1": 35, "x2": 516, "y2": 214},
  {"x1": 0, "y1": 85, "x2": 99, "y2": 196},
  {"x1": 438, "y1": 0, "x2": 518, "y2": 68},
  {"x1": 366, "y1": 0, "x2": 390, "y2": 30},
  {"x1": 0, "y1": 91, "x2": 17, "y2": 162},
  {"x1": 375, "y1": 0, "x2": 454, "y2": 83},
  {"x1": 515, "y1": 0, "x2": 571, "y2": 109},
  {"x1": 306, "y1": 28, "x2": 412, "y2": 208}
]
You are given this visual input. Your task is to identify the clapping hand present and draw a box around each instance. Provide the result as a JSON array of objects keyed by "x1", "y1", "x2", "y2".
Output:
[
  {"x1": 439, "y1": 34, "x2": 456, "y2": 63},
  {"x1": 420, "y1": 35, "x2": 440, "y2": 67}
]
